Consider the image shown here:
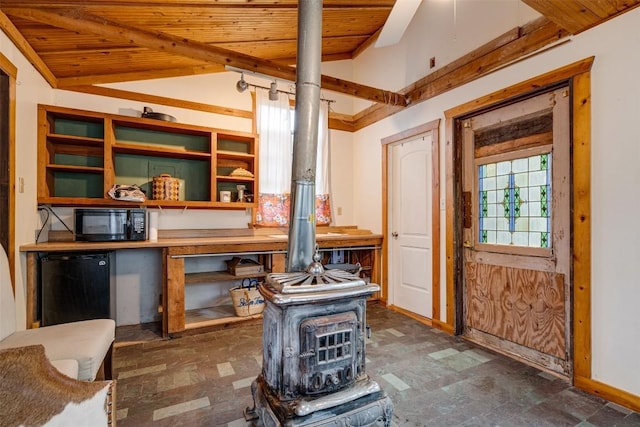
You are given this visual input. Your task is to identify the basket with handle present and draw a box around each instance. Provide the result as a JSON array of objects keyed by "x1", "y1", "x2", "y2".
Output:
[{"x1": 229, "y1": 278, "x2": 265, "y2": 317}]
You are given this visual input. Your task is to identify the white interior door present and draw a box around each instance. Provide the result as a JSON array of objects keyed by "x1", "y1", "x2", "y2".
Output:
[{"x1": 390, "y1": 134, "x2": 433, "y2": 318}]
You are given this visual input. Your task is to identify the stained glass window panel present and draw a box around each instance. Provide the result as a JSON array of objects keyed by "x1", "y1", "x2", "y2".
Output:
[{"x1": 478, "y1": 153, "x2": 551, "y2": 248}]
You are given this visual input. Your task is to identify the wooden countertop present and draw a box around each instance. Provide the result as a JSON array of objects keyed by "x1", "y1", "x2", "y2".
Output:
[{"x1": 20, "y1": 228, "x2": 383, "y2": 252}]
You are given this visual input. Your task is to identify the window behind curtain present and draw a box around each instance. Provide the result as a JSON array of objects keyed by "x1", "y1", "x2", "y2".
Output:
[{"x1": 255, "y1": 88, "x2": 331, "y2": 226}]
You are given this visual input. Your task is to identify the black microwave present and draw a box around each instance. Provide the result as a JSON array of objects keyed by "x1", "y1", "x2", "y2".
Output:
[{"x1": 74, "y1": 208, "x2": 146, "y2": 242}]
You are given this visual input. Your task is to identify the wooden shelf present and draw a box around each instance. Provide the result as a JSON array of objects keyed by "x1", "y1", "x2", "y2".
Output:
[
  {"x1": 113, "y1": 142, "x2": 212, "y2": 160},
  {"x1": 215, "y1": 175, "x2": 255, "y2": 183},
  {"x1": 185, "y1": 270, "x2": 267, "y2": 284},
  {"x1": 47, "y1": 133, "x2": 103, "y2": 146},
  {"x1": 217, "y1": 150, "x2": 255, "y2": 160},
  {"x1": 185, "y1": 305, "x2": 262, "y2": 330},
  {"x1": 46, "y1": 164, "x2": 104, "y2": 174}
]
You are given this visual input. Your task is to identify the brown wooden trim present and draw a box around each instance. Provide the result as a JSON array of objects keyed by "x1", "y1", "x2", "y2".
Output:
[
  {"x1": 572, "y1": 69, "x2": 592, "y2": 380},
  {"x1": 574, "y1": 375, "x2": 640, "y2": 413},
  {"x1": 444, "y1": 58, "x2": 595, "y2": 401},
  {"x1": 381, "y1": 141, "x2": 389, "y2": 301},
  {"x1": 164, "y1": 248, "x2": 185, "y2": 335},
  {"x1": 381, "y1": 119, "x2": 440, "y2": 321},
  {"x1": 26, "y1": 253, "x2": 37, "y2": 328},
  {"x1": 0, "y1": 51, "x2": 16, "y2": 292},
  {"x1": 445, "y1": 57, "x2": 594, "y2": 118},
  {"x1": 62, "y1": 85, "x2": 254, "y2": 120},
  {"x1": 387, "y1": 304, "x2": 433, "y2": 327},
  {"x1": 431, "y1": 124, "x2": 441, "y2": 322},
  {"x1": 432, "y1": 319, "x2": 455, "y2": 335},
  {"x1": 380, "y1": 120, "x2": 439, "y2": 146},
  {"x1": 444, "y1": 116, "x2": 456, "y2": 330}
]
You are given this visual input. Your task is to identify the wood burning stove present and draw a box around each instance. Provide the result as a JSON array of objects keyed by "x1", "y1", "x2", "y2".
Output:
[{"x1": 245, "y1": 252, "x2": 393, "y2": 426}]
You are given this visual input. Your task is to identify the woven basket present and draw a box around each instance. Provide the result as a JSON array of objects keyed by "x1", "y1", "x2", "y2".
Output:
[
  {"x1": 152, "y1": 174, "x2": 180, "y2": 201},
  {"x1": 229, "y1": 284, "x2": 265, "y2": 317}
]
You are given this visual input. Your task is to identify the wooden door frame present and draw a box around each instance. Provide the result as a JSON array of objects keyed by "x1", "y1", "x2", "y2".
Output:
[
  {"x1": 444, "y1": 57, "x2": 639, "y2": 410},
  {"x1": 381, "y1": 119, "x2": 441, "y2": 327},
  {"x1": 0, "y1": 52, "x2": 16, "y2": 289}
]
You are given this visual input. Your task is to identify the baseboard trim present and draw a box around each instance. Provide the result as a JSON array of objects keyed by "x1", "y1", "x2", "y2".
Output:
[
  {"x1": 432, "y1": 319, "x2": 454, "y2": 334},
  {"x1": 386, "y1": 305, "x2": 432, "y2": 327},
  {"x1": 575, "y1": 375, "x2": 640, "y2": 413}
]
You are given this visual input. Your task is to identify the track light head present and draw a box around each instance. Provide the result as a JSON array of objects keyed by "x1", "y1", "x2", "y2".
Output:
[
  {"x1": 236, "y1": 73, "x2": 248, "y2": 93},
  {"x1": 269, "y1": 81, "x2": 279, "y2": 101}
]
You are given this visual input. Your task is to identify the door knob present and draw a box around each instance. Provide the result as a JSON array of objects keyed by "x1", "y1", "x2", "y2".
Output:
[
  {"x1": 463, "y1": 240, "x2": 472, "y2": 248},
  {"x1": 391, "y1": 232, "x2": 399, "y2": 239}
]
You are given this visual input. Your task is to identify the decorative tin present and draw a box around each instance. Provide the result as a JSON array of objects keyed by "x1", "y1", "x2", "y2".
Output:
[{"x1": 152, "y1": 174, "x2": 180, "y2": 201}]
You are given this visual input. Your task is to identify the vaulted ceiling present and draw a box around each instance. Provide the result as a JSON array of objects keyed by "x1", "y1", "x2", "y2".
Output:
[{"x1": 0, "y1": 0, "x2": 639, "y2": 105}]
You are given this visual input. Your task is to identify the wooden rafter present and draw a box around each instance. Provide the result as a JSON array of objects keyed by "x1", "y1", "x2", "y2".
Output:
[
  {"x1": 4, "y1": 6, "x2": 409, "y2": 106},
  {"x1": 0, "y1": 10, "x2": 57, "y2": 86},
  {"x1": 522, "y1": 0, "x2": 640, "y2": 34}
]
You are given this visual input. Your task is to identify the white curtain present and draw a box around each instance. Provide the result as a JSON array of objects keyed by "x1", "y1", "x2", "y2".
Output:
[
  {"x1": 256, "y1": 89, "x2": 293, "y2": 194},
  {"x1": 255, "y1": 88, "x2": 332, "y2": 226},
  {"x1": 316, "y1": 101, "x2": 330, "y2": 194}
]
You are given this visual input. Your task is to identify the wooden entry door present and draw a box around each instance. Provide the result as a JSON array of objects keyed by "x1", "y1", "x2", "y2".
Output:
[{"x1": 461, "y1": 87, "x2": 572, "y2": 376}]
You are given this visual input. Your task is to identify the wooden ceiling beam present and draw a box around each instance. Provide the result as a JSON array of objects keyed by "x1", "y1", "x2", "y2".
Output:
[
  {"x1": 62, "y1": 84, "x2": 253, "y2": 119},
  {"x1": 56, "y1": 64, "x2": 226, "y2": 88},
  {"x1": 0, "y1": 10, "x2": 57, "y2": 87},
  {"x1": 5, "y1": 6, "x2": 409, "y2": 106}
]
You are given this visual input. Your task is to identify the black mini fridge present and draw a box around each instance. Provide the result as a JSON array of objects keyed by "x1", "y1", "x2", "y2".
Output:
[{"x1": 40, "y1": 251, "x2": 115, "y2": 326}]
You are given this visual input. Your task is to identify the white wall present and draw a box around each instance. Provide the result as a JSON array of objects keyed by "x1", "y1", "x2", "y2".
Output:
[
  {"x1": 348, "y1": 0, "x2": 640, "y2": 397},
  {"x1": 1, "y1": 30, "x2": 54, "y2": 329}
]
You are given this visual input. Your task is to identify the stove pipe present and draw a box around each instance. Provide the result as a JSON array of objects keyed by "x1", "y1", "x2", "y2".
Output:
[{"x1": 286, "y1": 0, "x2": 323, "y2": 273}]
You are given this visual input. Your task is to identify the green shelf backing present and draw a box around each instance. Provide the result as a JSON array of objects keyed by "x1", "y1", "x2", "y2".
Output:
[
  {"x1": 114, "y1": 153, "x2": 210, "y2": 201},
  {"x1": 115, "y1": 126, "x2": 210, "y2": 152},
  {"x1": 53, "y1": 172, "x2": 104, "y2": 198},
  {"x1": 54, "y1": 118, "x2": 104, "y2": 139},
  {"x1": 54, "y1": 153, "x2": 103, "y2": 168},
  {"x1": 218, "y1": 138, "x2": 251, "y2": 153}
]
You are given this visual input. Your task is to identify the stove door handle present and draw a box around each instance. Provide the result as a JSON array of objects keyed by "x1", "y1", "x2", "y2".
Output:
[{"x1": 298, "y1": 349, "x2": 315, "y2": 358}]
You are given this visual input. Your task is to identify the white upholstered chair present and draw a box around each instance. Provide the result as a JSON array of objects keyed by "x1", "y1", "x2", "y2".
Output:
[{"x1": 0, "y1": 245, "x2": 115, "y2": 381}]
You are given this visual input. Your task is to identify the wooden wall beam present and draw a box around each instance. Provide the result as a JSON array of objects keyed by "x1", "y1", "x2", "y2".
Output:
[{"x1": 352, "y1": 18, "x2": 569, "y2": 131}]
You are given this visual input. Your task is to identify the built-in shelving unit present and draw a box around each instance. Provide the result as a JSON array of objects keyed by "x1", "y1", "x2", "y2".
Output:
[{"x1": 37, "y1": 104, "x2": 259, "y2": 209}]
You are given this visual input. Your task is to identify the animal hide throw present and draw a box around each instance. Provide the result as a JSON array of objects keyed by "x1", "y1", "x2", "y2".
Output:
[{"x1": 0, "y1": 345, "x2": 113, "y2": 427}]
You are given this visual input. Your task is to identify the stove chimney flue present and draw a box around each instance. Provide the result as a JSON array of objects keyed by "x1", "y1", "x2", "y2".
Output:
[{"x1": 286, "y1": 0, "x2": 323, "y2": 273}]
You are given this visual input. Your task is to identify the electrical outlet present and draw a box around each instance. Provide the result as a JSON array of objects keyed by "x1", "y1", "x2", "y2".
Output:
[{"x1": 337, "y1": 207, "x2": 342, "y2": 215}]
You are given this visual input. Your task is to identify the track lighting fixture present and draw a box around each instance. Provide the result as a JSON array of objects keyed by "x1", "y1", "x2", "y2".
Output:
[
  {"x1": 269, "y1": 81, "x2": 279, "y2": 101},
  {"x1": 236, "y1": 73, "x2": 248, "y2": 93}
]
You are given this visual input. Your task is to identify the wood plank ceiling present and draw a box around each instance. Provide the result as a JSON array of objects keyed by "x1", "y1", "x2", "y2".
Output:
[{"x1": 0, "y1": 0, "x2": 639, "y2": 105}]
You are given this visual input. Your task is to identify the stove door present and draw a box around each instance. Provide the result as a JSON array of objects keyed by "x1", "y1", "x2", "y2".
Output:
[{"x1": 299, "y1": 311, "x2": 358, "y2": 395}]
